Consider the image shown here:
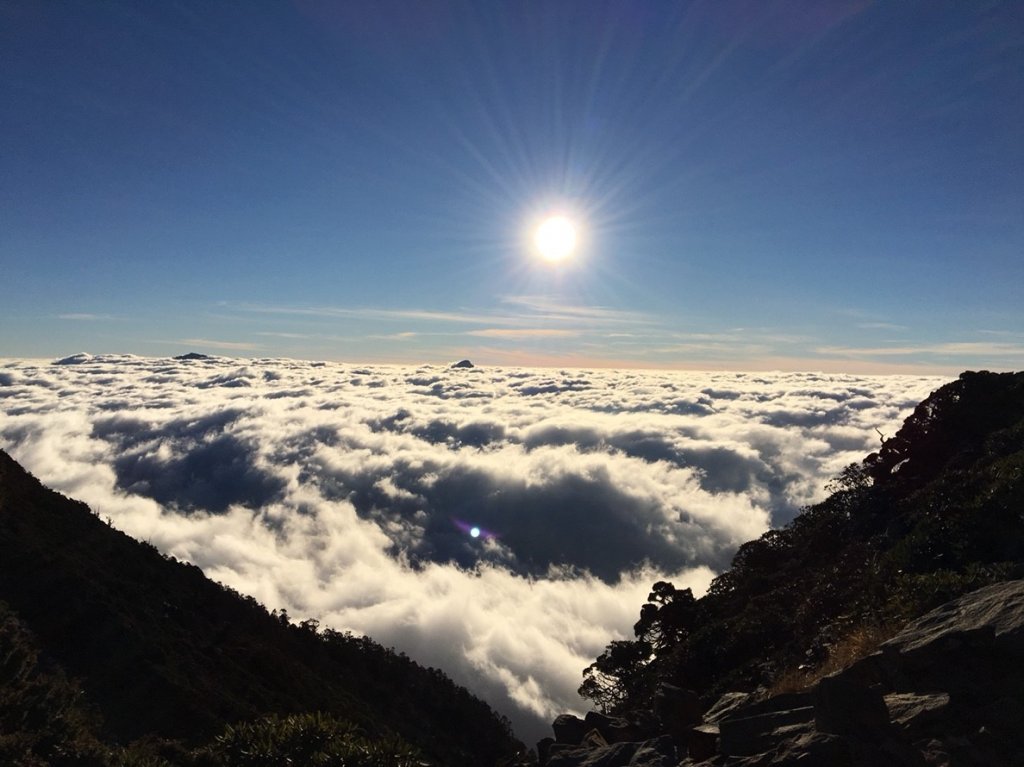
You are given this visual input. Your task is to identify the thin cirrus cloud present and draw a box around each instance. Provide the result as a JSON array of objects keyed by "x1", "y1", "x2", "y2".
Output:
[
  {"x1": 175, "y1": 338, "x2": 265, "y2": 351},
  {"x1": 0, "y1": 354, "x2": 946, "y2": 742},
  {"x1": 226, "y1": 296, "x2": 652, "y2": 330},
  {"x1": 818, "y1": 342, "x2": 1024, "y2": 358},
  {"x1": 466, "y1": 329, "x2": 579, "y2": 338},
  {"x1": 57, "y1": 313, "x2": 121, "y2": 321}
]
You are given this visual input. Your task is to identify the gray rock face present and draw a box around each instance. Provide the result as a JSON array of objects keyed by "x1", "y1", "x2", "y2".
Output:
[
  {"x1": 542, "y1": 581, "x2": 1024, "y2": 767},
  {"x1": 885, "y1": 692, "x2": 950, "y2": 729},
  {"x1": 545, "y1": 736, "x2": 675, "y2": 767},
  {"x1": 882, "y1": 580, "x2": 1024, "y2": 657},
  {"x1": 702, "y1": 691, "x2": 752, "y2": 724},
  {"x1": 719, "y1": 705, "x2": 815, "y2": 756}
]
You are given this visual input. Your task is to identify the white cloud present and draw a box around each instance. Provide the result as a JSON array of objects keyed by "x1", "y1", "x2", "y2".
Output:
[{"x1": 0, "y1": 355, "x2": 946, "y2": 742}]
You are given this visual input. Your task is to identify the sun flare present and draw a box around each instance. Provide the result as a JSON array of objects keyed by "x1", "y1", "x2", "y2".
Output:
[{"x1": 534, "y1": 215, "x2": 578, "y2": 262}]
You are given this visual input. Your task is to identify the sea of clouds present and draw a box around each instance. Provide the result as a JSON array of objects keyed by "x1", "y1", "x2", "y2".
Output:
[{"x1": 0, "y1": 353, "x2": 946, "y2": 742}]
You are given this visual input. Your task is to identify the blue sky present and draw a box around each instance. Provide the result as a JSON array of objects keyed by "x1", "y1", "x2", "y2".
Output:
[{"x1": 1, "y1": 1, "x2": 1021, "y2": 372}]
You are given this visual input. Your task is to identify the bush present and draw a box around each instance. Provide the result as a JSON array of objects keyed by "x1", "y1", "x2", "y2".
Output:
[{"x1": 199, "y1": 712, "x2": 423, "y2": 767}]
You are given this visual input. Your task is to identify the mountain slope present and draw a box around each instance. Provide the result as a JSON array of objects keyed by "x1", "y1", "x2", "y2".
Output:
[
  {"x1": 0, "y1": 449, "x2": 520, "y2": 765},
  {"x1": 581, "y1": 370, "x2": 1024, "y2": 713}
]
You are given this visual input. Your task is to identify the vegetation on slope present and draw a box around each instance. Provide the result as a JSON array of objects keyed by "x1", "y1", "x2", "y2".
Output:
[
  {"x1": 0, "y1": 449, "x2": 520, "y2": 766},
  {"x1": 581, "y1": 370, "x2": 1024, "y2": 715}
]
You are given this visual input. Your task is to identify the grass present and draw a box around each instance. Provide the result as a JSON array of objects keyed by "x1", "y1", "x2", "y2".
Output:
[{"x1": 769, "y1": 621, "x2": 901, "y2": 696}]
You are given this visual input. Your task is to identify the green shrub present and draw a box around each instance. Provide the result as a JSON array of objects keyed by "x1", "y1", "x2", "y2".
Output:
[{"x1": 200, "y1": 712, "x2": 423, "y2": 767}]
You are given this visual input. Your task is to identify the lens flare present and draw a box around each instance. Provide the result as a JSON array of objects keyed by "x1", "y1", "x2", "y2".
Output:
[{"x1": 453, "y1": 518, "x2": 496, "y2": 541}]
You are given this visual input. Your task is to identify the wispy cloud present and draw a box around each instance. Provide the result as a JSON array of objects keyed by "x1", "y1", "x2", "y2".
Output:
[
  {"x1": 818, "y1": 342, "x2": 1024, "y2": 358},
  {"x1": 174, "y1": 338, "x2": 264, "y2": 351},
  {"x1": 856, "y1": 322, "x2": 910, "y2": 331},
  {"x1": 57, "y1": 313, "x2": 120, "y2": 321},
  {"x1": 499, "y1": 295, "x2": 653, "y2": 326},
  {"x1": 226, "y1": 298, "x2": 654, "y2": 331},
  {"x1": 226, "y1": 302, "x2": 529, "y2": 327},
  {"x1": 466, "y1": 328, "x2": 578, "y2": 338}
]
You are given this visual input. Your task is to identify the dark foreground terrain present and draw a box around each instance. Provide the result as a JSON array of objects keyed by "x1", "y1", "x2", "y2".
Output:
[
  {"x1": 542, "y1": 370, "x2": 1024, "y2": 766},
  {"x1": 0, "y1": 447, "x2": 521, "y2": 766}
]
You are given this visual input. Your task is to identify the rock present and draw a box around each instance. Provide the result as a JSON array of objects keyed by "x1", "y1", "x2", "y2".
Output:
[
  {"x1": 718, "y1": 705, "x2": 815, "y2": 756},
  {"x1": 584, "y1": 711, "x2": 640, "y2": 743},
  {"x1": 537, "y1": 737, "x2": 554, "y2": 764},
  {"x1": 545, "y1": 740, "x2": 638, "y2": 767},
  {"x1": 974, "y1": 695, "x2": 1024, "y2": 735},
  {"x1": 546, "y1": 581, "x2": 1024, "y2": 766},
  {"x1": 885, "y1": 692, "x2": 950, "y2": 731},
  {"x1": 813, "y1": 674, "x2": 891, "y2": 739},
  {"x1": 627, "y1": 735, "x2": 676, "y2": 766},
  {"x1": 703, "y1": 691, "x2": 752, "y2": 724},
  {"x1": 544, "y1": 735, "x2": 675, "y2": 767},
  {"x1": 720, "y1": 690, "x2": 813, "y2": 722},
  {"x1": 654, "y1": 683, "x2": 703, "y2": 746},
  {"x1": 884, "y1": 581, "x2": 1024, "y2": 657},
  {"x1": 686, "y1": 724, "x2": 719, "y2": 761},
  {"x1": 771, "y1": 729, "x2": 852, "y2": 766},
  {"x1": 553, "y1": 714, "x2": 589, "y2": 745},
  {"x1": 913, "y1": 737, "x2": 950, "y2": 766},
  {"x1": 451, "y1": 359, "x2": 474, "y2": 368}
]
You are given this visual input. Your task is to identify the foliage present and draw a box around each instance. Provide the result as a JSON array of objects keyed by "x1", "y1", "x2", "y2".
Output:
[
  {"x1": 0, "y1": 449, "x2": 520, "y2": 767},
  {"x1": 0, "y1": 602, "x2": 106, "y2": 766},
  {"x1": 581, "y1": 371, "x2": 1024, "y2": 717},
  {"x1": 201, "y1": 712, "x2": 422, "y2": 767}
]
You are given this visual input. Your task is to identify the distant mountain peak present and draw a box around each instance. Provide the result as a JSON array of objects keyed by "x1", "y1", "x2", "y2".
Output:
[{"x1": 52, "y1": 352, "x2": 93, "y2": 365}]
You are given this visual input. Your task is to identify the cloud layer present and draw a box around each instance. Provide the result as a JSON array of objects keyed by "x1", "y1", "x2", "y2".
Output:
[{"x1": 0, "y1": 354, "x2": 946, "y2": 742}]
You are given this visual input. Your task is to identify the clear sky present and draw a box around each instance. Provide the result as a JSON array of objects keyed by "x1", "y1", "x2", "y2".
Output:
[{"x1": 2, "y1": 1, "x2": 1021, "y2": 373}]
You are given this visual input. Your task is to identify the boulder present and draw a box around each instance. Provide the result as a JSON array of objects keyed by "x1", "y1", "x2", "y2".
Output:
[
  {"x1": 553, "y1": 714, "x2": 588, "y2": 745},
  {"x1": 545, "y1": 740, "x2": 638, "y2": 767},
  {"x1": 626, "y1": 735, "x2": 676, "y2": 766},
  {"x1": 537, "y1": 737, "x2": 554, "y2": 764},
  {"x1": 654, "y1": 683, "x2": 703, "y2": 729},
  {"x1": 686, "y1": 724, "x2": 719, "y2": 761},
  {"x1": 885, "y1": 692, "x2": 950, "y2": 731},
  {"x1": 884, "y1": 580, "x2": 1024, "y2": 657},
  {"x1": 584, "y1": 711, "x2": 640, "y2": 743},
  {"x1": 703, "y1": 691, "x2": 752, "y2": 724},
  {"x1": 544, "y1": 735, "x2": 675, "y2": 767},
  {"x1": 813, "y1": 674, "x2": 890, "y2": 739},
  {"x1": 718, "y1": 706, "x2": 815, "y2": 756}
]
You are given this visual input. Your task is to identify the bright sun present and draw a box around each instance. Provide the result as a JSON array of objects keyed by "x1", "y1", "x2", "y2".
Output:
[{"x1": 534, "y1": 215, "x2": 578, "y2": 262}]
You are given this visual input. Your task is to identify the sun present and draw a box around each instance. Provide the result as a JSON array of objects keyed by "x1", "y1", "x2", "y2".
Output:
[{"x1": 534, "y1": 215, "x2": 578, "y2": 262}]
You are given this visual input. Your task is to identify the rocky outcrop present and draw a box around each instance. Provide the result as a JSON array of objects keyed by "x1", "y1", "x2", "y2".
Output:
[{"x1": 543, "y1": 581, "x2": 1024, "y2": 766}]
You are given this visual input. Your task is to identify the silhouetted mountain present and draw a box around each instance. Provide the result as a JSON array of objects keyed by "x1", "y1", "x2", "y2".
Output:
[
  {"x1": 580, "y1": 370, "x2": 1024, "y2": 716},
  {"x1": 172, "y1": 352, "x2": 214, "y2": 361},
  {"x1": 0, "y1": 449, "x2": 521, "y2": 766}
]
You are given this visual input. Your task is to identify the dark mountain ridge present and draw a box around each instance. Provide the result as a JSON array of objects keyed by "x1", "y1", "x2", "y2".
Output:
[
  {"x1": 562, "y1": 370, "x2": 1024, "y2": 764},
  {"x1": 0, "y1": 448, "x2": 521, "y2": 765}
]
